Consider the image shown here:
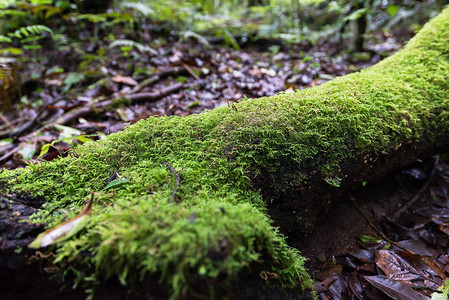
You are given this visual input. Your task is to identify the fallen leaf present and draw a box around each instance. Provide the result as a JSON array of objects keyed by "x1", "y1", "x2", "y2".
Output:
[
  {"x1": 18, "y1": 143, "x2": 36, "y2": 161},
  {"x1": 364, "y1": 275, "x2": 429, "y2": 299},
  {"x1": 28, "y1": 197, "x2": 93, "y2": 249},
  {"x1": 375, "y1": 250, "x2": 443, "y2": 290},
  {"x1": 103, "y1": 178, "x2": 129, "y2": 190},
  {"x1": 111, "y1": 74, "x2": 138, "y2": 86}
]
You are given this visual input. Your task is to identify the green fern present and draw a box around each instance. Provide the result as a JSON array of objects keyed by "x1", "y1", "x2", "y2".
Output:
[
  {"x1": 8, "y1": 25, "x2": 53, "y2": 40},
  {"x1": 0, "y1": 35, "x2": 12, "y2": 43},
  {"x1": 0, "y1": 9, "x2": 27, "y2": 18},
  {"x1": 120, "y1": 2, "x2": 154, "y2": 16},
  {"x1": 109, "y1": 39, "x2": 158, "y2": 55}
]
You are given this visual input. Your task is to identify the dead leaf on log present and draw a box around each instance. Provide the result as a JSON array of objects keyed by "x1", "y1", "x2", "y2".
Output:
[{"x1": 28, "y1": 196, "x2": 93, "y2": 249}]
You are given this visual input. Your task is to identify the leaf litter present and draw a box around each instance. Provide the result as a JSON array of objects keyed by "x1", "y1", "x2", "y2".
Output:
[
  {"x1": 313, "y1": 157, "x2": 449, "y2": 299},
  {"x1": 0, "y1": 24, "x2": 403, "y2": 169}
]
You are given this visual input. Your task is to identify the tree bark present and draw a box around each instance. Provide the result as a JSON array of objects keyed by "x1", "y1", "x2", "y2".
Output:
[{"x1": 1, "y1": 7, "x2": 449, "y2": 299}]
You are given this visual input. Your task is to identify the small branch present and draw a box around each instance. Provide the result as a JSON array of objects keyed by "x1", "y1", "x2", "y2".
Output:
[
  {"x1": 160, "y1": 162, "x2": 181, "y2": 203},
  {"x1": 391, "y1": 157, "x2": 437, "y2": 222},
  {"x1": 54, "y1": 83, "x2": 184, "y2": 126},
  {"x1": 130, "y1": 66, "x2": 187, "y2": 94},
  {"x1": 0, "y1": 144, "x2": 21, "y2": 165},
  {"x1": 182, "y1": 63, "x2": 200, "y2": 80},
  {"x1": 0, "y1": 113, "x2": 13, "y2": 130},
  {"x1": 349, "y1": 194, "x2": 414, "y2": 254},
  {"x1": 55, "y1": 106, "x2": 92, "y2": 126},
  {"x1": 125, "y1": 82, "x2": 183, "y2": 103}
]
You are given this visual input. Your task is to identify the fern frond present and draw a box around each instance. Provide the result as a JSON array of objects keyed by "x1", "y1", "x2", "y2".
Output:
[
  {"x1": 109, "y1": 39, "x2": 158, "y2": 55},
  {"x1": 121, "y1": 2, "x2": 154, "y2": 16},
  {"x1": 0, "y1": 56, "x2": 15, "y2": 65},
  {"x1": 0, "y1": 35, "x2": 12, "y2": 43},
  {"x1": 8, "y1": 25, "x2": 53, "y2": 40},
  {"x1": 0, "y1": 9, "x2": 27, "y2": 18}
]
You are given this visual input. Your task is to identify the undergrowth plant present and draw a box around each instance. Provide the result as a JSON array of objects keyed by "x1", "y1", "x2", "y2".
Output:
[{"x1": 0, "y1": 24, "x2": 54, "y2": 108}]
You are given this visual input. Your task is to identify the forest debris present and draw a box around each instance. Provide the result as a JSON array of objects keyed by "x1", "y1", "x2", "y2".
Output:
[
  {"x1": 130, "y1": 66, "x2": 187, "y2": 94},
  {"x1": 125, "y1": 82, "x2": 183, "y2": 103},
  {"x1": 0, "y1": 144, "x2": 20, "y2": 164},
  {"x1": 28, "y1": 195, "x2": 94, "y2": 249},
  {"x1": 111, "y1": 74, "x2": 138, "y2": 86},
  {"x1": 391, "y1": 157, "x2": 437, "y2": 222},
  {"x1": 364, "y1": 275, "x2": 429, "y2": 300},
  {"x1": 160, "y1": 161, "x2": 181, "y2": 203},
  {"x1": 55, "y1": 106, "x2": 91, "y2": 125},
  {"x1": 182, "y1": 63, "x2": 200, "y2": 80}
]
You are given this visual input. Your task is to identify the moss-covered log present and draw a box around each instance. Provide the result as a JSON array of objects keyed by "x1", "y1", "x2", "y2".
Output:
[{"x1": 2, "y1": 7, "x2": 449, "y2": 299}]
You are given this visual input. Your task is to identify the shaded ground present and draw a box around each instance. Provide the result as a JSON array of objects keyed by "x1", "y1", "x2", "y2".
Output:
[{"x1": 301, "y1": 157, "x2": 449, "y2": 299}]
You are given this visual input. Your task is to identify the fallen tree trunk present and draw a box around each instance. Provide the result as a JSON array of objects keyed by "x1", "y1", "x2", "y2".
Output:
[{"x1": 2, "y1": 7, "x2": 449, "y2": 299}]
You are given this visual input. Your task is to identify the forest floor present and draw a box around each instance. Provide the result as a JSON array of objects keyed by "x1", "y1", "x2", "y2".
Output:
[{"x1": 1, "y1": 26, "x2": 449, "y2": 299}]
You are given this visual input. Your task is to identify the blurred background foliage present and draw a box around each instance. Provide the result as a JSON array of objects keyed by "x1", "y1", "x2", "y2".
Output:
[
  {"x1": 0, "y1": 0, "x2": 447, "y2": 52},
  {"x1": 0, "y1": 0, "x2": 447, "y2": 166},
  {"x1": 0, "y1": 0, "x2": 447, "y2": 112}
]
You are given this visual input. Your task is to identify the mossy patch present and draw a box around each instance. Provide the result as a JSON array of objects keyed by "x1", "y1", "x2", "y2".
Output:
[{"x1": 2, "y1": 7, "x2": 449, "y2": 298}]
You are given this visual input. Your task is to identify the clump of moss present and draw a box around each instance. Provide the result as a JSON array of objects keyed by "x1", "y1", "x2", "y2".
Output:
[
  {"x1": 2, "y1": 7, "x2": 449, "y2": 298},
  {"x1": 56, "y1": 200, "x2": 310, "y2": 298}
]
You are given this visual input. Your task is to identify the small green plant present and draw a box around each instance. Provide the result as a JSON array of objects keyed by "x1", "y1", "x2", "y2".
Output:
[
  {"x1": 431, "y1": 279, "x2": 449, "y2": 300},
  {"x1": 109, "y1": 39, "x2": 158, "y2": 56},
  {"x1": 0, "y1": 24, "x2": 53, "y2": 56}
]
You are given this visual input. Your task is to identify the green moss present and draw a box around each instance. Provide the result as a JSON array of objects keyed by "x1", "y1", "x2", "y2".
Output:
[{"x1": 2, "y1": 7, "x2": 449, "y2": 298}]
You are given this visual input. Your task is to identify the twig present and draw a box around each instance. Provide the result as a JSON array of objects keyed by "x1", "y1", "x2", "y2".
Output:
[
  {"x1": 0, "y1": 98, "x2": 62, "y2": 139},
  {"x1": 0, "y1": 144, "x2": 21, "y2": 164},
  {"x1": 160, "y1": 162, "x2": 181, "y2": 203},
  {"x1": 126, "y1": 82, "x2": 183, "y2": 103},
  {"x1": 182, "y1": 63, "x2": 200, "y2": 80},
  {"x1": 55, "y1": 106, "x2": 91, "y2": 125},
  {"x1": 54, "y1": 82, "x2": 184, "y2": 126},
  {"x1": 1, "y1": 72, "x2": 186, "y2": 142},
  {"x1": 130, "y1": 66, "x2": 187, "y2": 94},
  {"x1": 391, "y1": 157, "x2": 437, "y2": 222},
  {"x1": 348, "y1": 194, "x2": 415, "y2": 255},
  {"x1": 0, "y1": 113, "x2": 13, "y2": 129}
]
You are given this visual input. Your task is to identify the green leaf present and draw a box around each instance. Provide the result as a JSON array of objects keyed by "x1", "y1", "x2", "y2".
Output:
[
  {"x1": 324, "y1": 176, "x2": 341, "y2": 187},
  {"x1": 360, "y1": 235, "x2": 382, "y2": 243},
  {"x1": 344, "y1": 8, "x2": 368, "y2": 22},
  {"x1": 38, "y1": 143, "x2": 51, "y2": 158},
  {"x1": 62, "y1": 72, "x2": 85, "y2": 93},
  {"x1": 431, "y1": 279, "x2": 449, "y2": 300},
  {"x1": 75, "y1": 136, "x2": 91, "y2": 143},
  {"x1": 0, "y1": 138, "x2": 13, "y2": 147},
  {"x1": 0, "y1": 47, "x2": 23, "y2": 55},
  {"x1": 183, "y1": 30, "x2": 211, "y2": 48},
  {"x1": 386, "y1": 5, "x2": 400, "y2": 17},
  {"x1": 186, "y1": 101, "x2": 199, "y2": 109},
  {"x1": 54, "y1": 124, "x2": 82, "y2": 138},
  {"x1": 103, "y1": 178, "x2": 130, "y2": 190},
  {"x1": 222, "y1": 28, "x2": 240, "y2": 50},
  {"x1": 109, "y1": 39, "x2": 158, "y2": 55},
  {"x1": 45, "y1": 66, "x2": 64, "y2": 76},
  {"x1": 18, "y1": 143, "x2": 36, "y2": 161},
  {"x1": 28, "y1": 199, "x2": 93, "y2": 249},
  {"x1": 0, "y1": 35, "x2": 12, "y2": 43}
]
